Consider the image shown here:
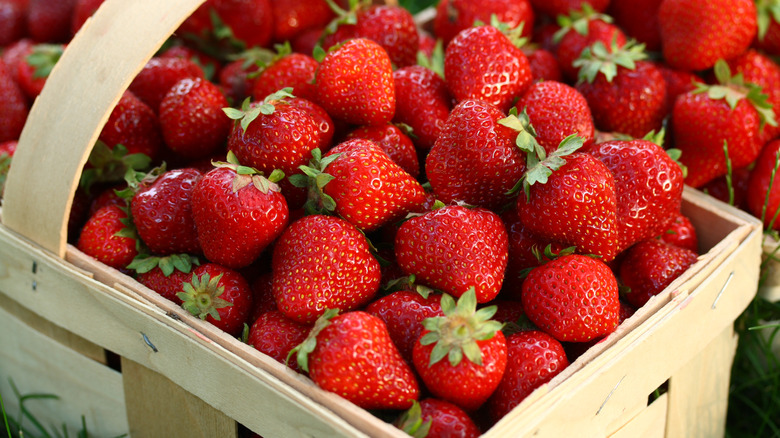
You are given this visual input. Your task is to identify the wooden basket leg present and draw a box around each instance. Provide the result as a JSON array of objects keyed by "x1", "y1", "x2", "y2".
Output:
[
  {"x1": 121, "y1": 357, "x2": 238, "y2": 438},
  {"x1": 666, "y1": 326, "x2": 739, "y2": 438}
]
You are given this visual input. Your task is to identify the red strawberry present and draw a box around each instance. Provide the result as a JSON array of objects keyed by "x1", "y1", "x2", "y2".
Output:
[
  {"x1": 672, "y1": 60, "x2": 776, "y2": 188},
  {"x1": 365, "y1": 288, "x2": 445, "y2": 364},
  {"x1": 159, "y1": 77, "x2": 230, "y2": 160},
  {"x1": 754, "y1": 0, "x2": 780, "y2": 55},
  {"x1": 272, "y1": 215, "x2": 381, "y2": 324},
  {"x1": 747, "y1": 139, "x2": 780, "y2": 230},
  {"x1": 297, "y1": 139, "x2": 426, "y2": 233},
  {"x1": 530, "y1": 0, "x2": 610, "y2": 18},
  {"x1": 412, "y1": 290, "x2": 507, "y2": 412},
  {"x1": 293, "y1": 309, "x2": 420, "y2": 410},
  {"x1": 207, "y1": 0, "x2": 273, "y2": 49},
  {"x1": 76, "y1": 205, "x2": 138, "y2": 270},
  {"x1": 395, "y1": 205, "x2": 509, "y2": 303},
  {"x1": 0, "y1": 0, "x2": 26, "y2": 46},
  {"x1": 16, "y1": 43, "x2": 64, "y2": 99},
  {"x1": 249, "y1": 272, "x2": 277, "y2": 322},
  {"x1": 524, "y1": 47, "x2": 563, "y2": 82},
  {"x1": 218, "y1": 55, "x2": 263, "y2": 104},
  {"x1": 269, "y1": 0, "x2": 334, "y2": 43},
  {"x1": 226, "y1": 89, "x2": 322, "y2": 176},
  {"x1": 655, "y1": 63, "x2": 704, "y2": 116},
  {"x1": 178, "y1": 263, "x2": 253, "y2": 336},
  {"x1": 160, "y1": 45, "x2": 222, "y2": 81},
  {"x1": 658, "y1": 211, "x2": 699, "y2": 253},
  {"x1": 247, "y1": 310, "x2": 311, "y2": 373},
  {"x1": 574, "y1": 40, "x2": 667, "y2": 139},
  {"x1": 129, "y1": 56, "x2": 205, "y2": 112},
  {"x1": 26, "y1": 0, "x2": 76, "y2": 43},
  {"x1": 315, "y1": 38, "x2": 395, "y2": 126},
  {"x1": 553, "y1": 9, "x2": 627, "y2": 82},
  {"x1": 425, "y1": 100, "x2": 527, "y2": 210},
  {"x1": 392, "y1": 65, "x2": 452, "y2": 151},
  {"x1": 99, "y1": 90, "x2": 164, "y2": 160},
  {"x1": 2, "y1": 38, "x2": 33, "y2": 84},
  {"x1": 487, "y1": 330, "x2": 570, "y2": 423},
  {"x1": 432, "y1": 0, "x2": 534, "y2": 45},
  {"x1": 658, "y1": 0, "x2": 756, "y2": 72},
  {"x1": 132, "y1": 253, "x2": 200, "y2": 303},
  {"x1": 130, "y1": 167, "x2": 203, "y2": 255},
  {"x1": 190, "y1": 155, "x2": 289, "y2": 269},
  {"x1": 726, "y1": 49, "x2": 780, "y2": 143},
  {"x1": 515, "y1": 80, "x2": 595, "y2": 155},
  {"x1": 587, "y1": 139, "x2": 685, "y2": 253},
  {"x1": 346, "y1": 124, "x2": 419, "y2": 178},
  {"x1": 395, "y1": 399, "x2": 481, "y2": 438},
  {"x1": 286, "y1": 97, "x2": 335, "y2": 153},
  {"x1": 700, "y1": 165, "x2": 752, "y2": 211},
  {"x1": 619, "y1": 239, "x2": 698, "y2": 308},
  {"x1": 521, "y1": 254, "x2": 620, "y2": 342},
  {"x1": 444, "y1": 24, "x2": 532, "y2": 113},
  {"x1": 70, "y1": 0, "x2": 104, "y2": 36},
  {"x1": 251, "y1": 51, "x2": 319, "y2": 103},
  {"x1": 517, "y1": 139, "x2": 619, "y2": 261},
  {"x1": 607, "y1": 0, "x2": 662, "y2": 52},
  {"x1": 0, "y1": 61, "x2": 28, "y2": 143}
]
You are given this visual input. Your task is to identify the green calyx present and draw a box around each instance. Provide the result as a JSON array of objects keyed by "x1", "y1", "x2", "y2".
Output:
[
  {"x1": 475, "y1": 14, "x2": 529, "y2": 48},
  {"x1": 395, "y1": 400, "x2": 433, "y2": 438},
  {"x1": 382, "y1": 274, "x2": 436, "y2": 298},
  {"x1": 417, "y1": 38, "x2": 445, "y2": 79},
  {"x1": 756, "y1": 0, "x2": 780, "y2": 41},
  {"x1": 288, "y1": 148, "x2": 342, "y2": 215},
  {"x1": 26, "y1": 44, "x2": 64, "y2": 79},
  {"x1": 127, "y1": 253, "x2": 200, "y2": 276},
  {"x1": 693, "y1": 59, "x2": 778, "y2": 129},
  {"x1": 80, "y1": 141, "x2": 152, "y2": 195},
  {"x1": 288, "y1": 308, "x2": 340, "y2": 373},
  {"x1": 222, "y1": 87, "x2": 296, "y2": 133},
  {"x1": 553, "y1": 3, "x2": 612, "y2": 43},
  {"x1": 213, "y1": 151, "x2": 285, "y2": 194},
  {"x1": 177, "y1": 272, "x2": 232, "y2": 321},
  {"x1": 574, "y1": 37, "x2": 647, "y2": 83},
  {"x1": 322, "y1": 0, "x2": 367, "y2": 35},
  {"x1": 419, "y1": 288, "x2": 503, "y2": 368}
]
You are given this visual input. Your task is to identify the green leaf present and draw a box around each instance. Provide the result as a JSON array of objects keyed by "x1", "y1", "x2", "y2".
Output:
[{"x1": 222, "y1": 107, "x2": 245, "y2": 120}]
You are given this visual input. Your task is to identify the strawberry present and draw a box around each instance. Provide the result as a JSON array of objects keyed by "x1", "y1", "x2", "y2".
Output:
[
  {"x1": 272, "y1": 215, "x2": 381, "y2": 324},
  {"x1": 412, "y1": 290, "x2": 507, "y2": 412},
  {"x1": 521, "y1": 254, "x2": 620, "y2": 342},
  {"x1": 2, "y1": 38, "x2": 33, "y2": 84},
  {"x1": 251, "y1": 49, "x2": 319, "y2": 103},
  {"x1": 619, "y1": 239, "x2": 698, "y2": 308},
  {"x1": 190, "y1": 154, "x2": 289, "y2": 269},
  {"x1": 515, "y1": 80, "x2": 595, "y2": 155},
  {"x1": 76, "y1": 205, "x2": 138, "y2": 270},
  {"x1": 129, "y1": 56, "x2": 205, "y2": 112},
  {"x1": 747, "y1": 139, "x2": 780, "y2": 230},
  {"x1": 0, "y1": 0, "x2": 26, "y2": 46},
  {"x1": 432, "y1": 0, "x2": 534, "y2": 45},
  {"x1": 607, "y1": 0, "x2": 662, "y2": 52},
  {"x1": 131, "y1": 253, "x2": 200, "y2": 303},
  {"x1": 70, "y1": 0, "x2": 104, "y2": 36},
  {"x1": 218, "y1": 54, "x2": 263, "y2": 104},
  {"x1": 315, "y1": 37, "x2": 395, "y2": 126},
  {"x1": 671, "y1": 60, "x2": 776, "y2": 188},
  {"x1": 395, "y1": 205, "x2": 509, "y2": 303},
  {"x1": 553, "y1": 8, "x2": 627, "y2": 82},
  {"x1": 249, "y1": 272, "x2": 277, "y2": 321},
  {"x1": 530, "y1": 0, "x2": 610, "y2": 18},
  {"x1": 99, "y1": 90, "x2": 164, "y2": 161},
  {"x1": 26, "y1": 0, "x2": 76, "y2": 43},
  {"x1": 0, "y1": 61, "x2": 28, "y2": 143},
  {"x1": 295, "y1": 139, "x2": 426, "y2": 233},
  {"x1": 209, "y1": 0, "x2": 273, "y2": 49},
  {"x1": 160, "y1": 45, "x2": 222, "y2": 82},
  {"x1": 524, "y1": 47, "x2": 563, "y2": 82},
  {"x1": 392, "y1": 65, "x2": 452, "y2": 151},
  {"x1": 365, "y1": 287, "x2": 445, "y2": 364},
  {"x1": 425, "y1": 100, "x2": 527, "y2": 210},
  {"x1": 269, "y1": 0, "x2": 334, "y2": 43},
  {"x1": 516, "y1": 138, "x2": 619, "y2": 262},
  {"x1": 754, "y1": 0, "x2": 780, "y2": 55},
  {"x1": 130, "y1": 167, "x2": 203, "y2": 255},
  {"x1": 700, "y1": 165, "x2": 752, "y2": 212},
  {"x1": 587, "y1": 138, "x2": 685, "y2": 254},
  {"x1": 293, "y1": 309, "x2": 420, "y2": 410},
  {"x1": 178, "y1": 262, "x2": 253, "y2": 336},
  {"x1": 726, "y1": 49, "x2": 780, "y2": 144},
  {"x1": 16, "y1": 43, "x2": 64, "y2": 99},
  {"x1": 655, "y1": 63, "x2": 704, "y2": 116},
  {"x1": 345, "y1": 124, "x2": 419, "y2": 178},
  {"x1": 225, "y1": 89, "x2": 322, "y2": 176},
  {"x1": 658, "y1": 211, "x2": 699, "y2": 253},
  {"x1": 395, "y1": 399, "x2": 481, "y2": 438},
  {"x1": 247, "y1": 310, "x2": 311, "y2": 373},
  {"x1": 286, "y1": 97, "x2": 335, "y2": 153},
  {"x1": 444, "y1": 24, "x2": 532, "y2": 113},
  {"x1": 658, "y1": 0, "x2": 757, "y2": 72},
  {"x1": 574, "y1": 40, "x2": 667, "y2": 139},
  {"x1": 487, "y1": 330, "x2": 570, "y2": 423}
]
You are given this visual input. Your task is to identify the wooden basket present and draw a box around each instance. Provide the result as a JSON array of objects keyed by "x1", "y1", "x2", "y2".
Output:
[{"x1": 0, "y1": 0, "x2": 765, "y2": 436}]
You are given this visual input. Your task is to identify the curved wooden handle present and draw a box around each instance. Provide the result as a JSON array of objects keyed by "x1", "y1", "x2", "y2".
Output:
[{"x1": 3, "y1": 0, "x2": 206, "y2": 257}]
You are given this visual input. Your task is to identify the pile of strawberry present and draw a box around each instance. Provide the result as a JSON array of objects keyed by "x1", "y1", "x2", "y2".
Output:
[{"x1": 2, "y1": 0, "x2": 776, "y2": 434}]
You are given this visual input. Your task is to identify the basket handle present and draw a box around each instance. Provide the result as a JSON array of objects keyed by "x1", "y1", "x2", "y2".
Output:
[{"x1": 2, "y1": 0, "x2": 206, "y2": 258}]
